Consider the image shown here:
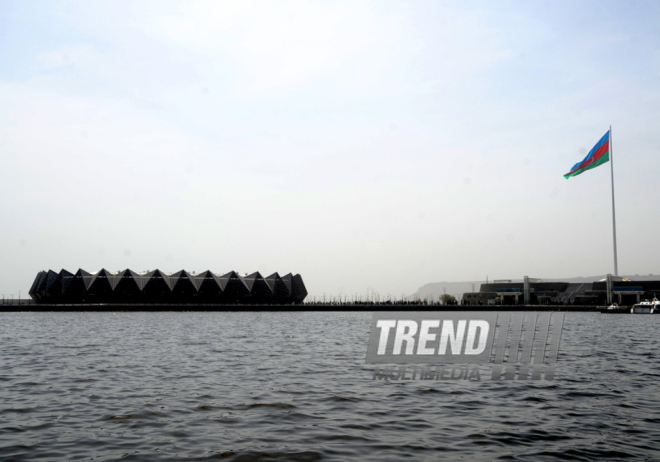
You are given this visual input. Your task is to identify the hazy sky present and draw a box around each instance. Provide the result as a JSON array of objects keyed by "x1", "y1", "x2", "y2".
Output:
[{"x1": 1, "y1": 0, "x2": 659, "y2": 300}]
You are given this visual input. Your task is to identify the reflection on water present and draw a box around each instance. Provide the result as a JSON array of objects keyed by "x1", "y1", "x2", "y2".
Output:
[{"x1": 1, "y1": 312, "x2": 659, "y2": 461}]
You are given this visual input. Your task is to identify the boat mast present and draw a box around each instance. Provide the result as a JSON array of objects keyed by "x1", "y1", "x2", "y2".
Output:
[{"x1": 610, "y1": 125, "x2": 618, "y2": 276}]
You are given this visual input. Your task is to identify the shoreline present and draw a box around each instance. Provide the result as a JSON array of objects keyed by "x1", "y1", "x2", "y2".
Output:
[{"x1": 0, "y1": 303, "x2": 608, "y2": 312}]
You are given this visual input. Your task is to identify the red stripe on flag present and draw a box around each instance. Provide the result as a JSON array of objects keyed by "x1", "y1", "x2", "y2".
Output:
[{"x1": 567, "y1": 141, "x2": 609, "y2": 175}]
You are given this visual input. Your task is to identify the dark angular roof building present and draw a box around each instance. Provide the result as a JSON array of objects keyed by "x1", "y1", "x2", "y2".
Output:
[{"x1": 29, "y1": 269, "x2": 307, "y2": 305}]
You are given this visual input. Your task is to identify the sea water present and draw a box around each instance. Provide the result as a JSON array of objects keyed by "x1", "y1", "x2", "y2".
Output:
[{"x1": 1, "y1": 312, "x2": 659, "y2": 461}]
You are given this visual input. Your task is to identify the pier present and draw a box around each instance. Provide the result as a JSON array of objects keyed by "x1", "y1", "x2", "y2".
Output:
[{"x1": 0, "y1": 302, "x2": 603, "y2": 312}]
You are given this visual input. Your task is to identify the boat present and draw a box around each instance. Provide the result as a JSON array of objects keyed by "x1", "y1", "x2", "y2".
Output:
[
  {"x1": 630, "y1": 298, "x2": 660, "y2": 314},
  {"x1": 599, "y1": 302, "x2": 629, "y2": 314}
]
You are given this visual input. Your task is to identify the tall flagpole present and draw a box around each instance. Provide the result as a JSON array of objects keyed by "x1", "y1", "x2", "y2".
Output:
[{"x1": 610, "y1": 125, "x2": 618, "y2": 276}]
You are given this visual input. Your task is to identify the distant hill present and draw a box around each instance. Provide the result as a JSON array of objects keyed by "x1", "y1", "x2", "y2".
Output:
[{"x1": 409, "y1": 274, "x2": 659, "y2": 301}]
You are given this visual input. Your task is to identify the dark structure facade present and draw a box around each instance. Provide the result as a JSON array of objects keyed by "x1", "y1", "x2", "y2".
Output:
[
  {"x1": 463, "y1": 276, "x2": 660, "y2": 306},
  {"x1": 468, "y1": 281, "x2": 570, "y2": 305},
  {"x1": 29, "y1": 269, "x2": 307, "y2": 305}
]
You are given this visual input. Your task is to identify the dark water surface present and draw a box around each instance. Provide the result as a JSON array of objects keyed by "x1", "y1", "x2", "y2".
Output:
[{"x1": 1, "y1": 312, "x2": 659, "y2": 461}]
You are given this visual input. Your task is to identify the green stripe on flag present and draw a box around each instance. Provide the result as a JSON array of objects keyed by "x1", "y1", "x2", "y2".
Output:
[{"x1": 563, "y1": 151, "x2": 610, "y2": 179}]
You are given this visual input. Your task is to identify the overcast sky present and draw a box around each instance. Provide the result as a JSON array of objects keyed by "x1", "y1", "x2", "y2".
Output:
[{"x1": 1, "y1": 0, "x2": 659, "y2": 300}]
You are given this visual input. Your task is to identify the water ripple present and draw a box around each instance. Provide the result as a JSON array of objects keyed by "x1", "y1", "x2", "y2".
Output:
[{"x1": 0, "y1": 312, "x2": 659, "y2": 461}]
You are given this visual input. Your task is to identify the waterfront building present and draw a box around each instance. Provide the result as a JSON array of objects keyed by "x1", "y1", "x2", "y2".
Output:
[
  {"x1": 462, "y1": 275, "x2": 660, "y2": 306},
  {"x1": 29, "y1": 269, "x2": 307, "y2": 305}
]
